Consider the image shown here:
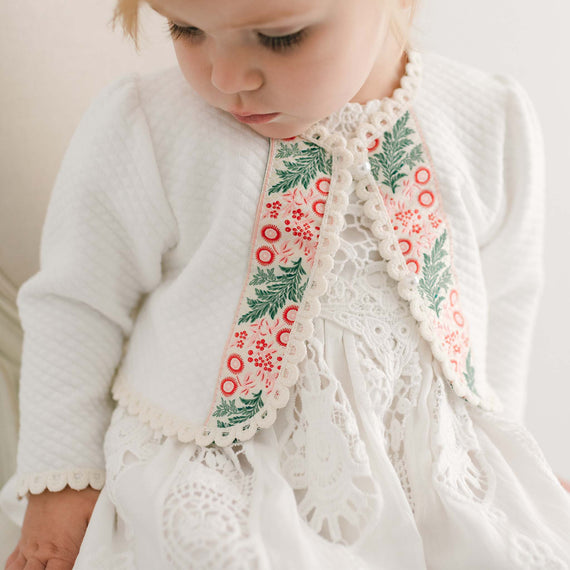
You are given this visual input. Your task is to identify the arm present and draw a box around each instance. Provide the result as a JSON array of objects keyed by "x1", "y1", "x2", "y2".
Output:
[
  {"x1": 14, "y1": 73, "x2": 179, "y2": 499},
  {"x1": 479, "y1": 75, "x2": 545, "y2": 425}
]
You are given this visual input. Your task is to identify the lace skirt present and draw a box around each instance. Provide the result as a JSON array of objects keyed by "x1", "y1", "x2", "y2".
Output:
[
  {"x1": 46, "y1": 314, "x2": 566, "y2": 570},
  {"x1": 2, "y1": 197, "x2": 570, "y2": 567}
]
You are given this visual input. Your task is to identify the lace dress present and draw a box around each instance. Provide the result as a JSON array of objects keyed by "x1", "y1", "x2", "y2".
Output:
[
  {"x1": 60, "y1": 178, "x2": 570, "y2": 569},
  {"x1": 2, "y1": 89, "x2": 569, "y2": 568}
]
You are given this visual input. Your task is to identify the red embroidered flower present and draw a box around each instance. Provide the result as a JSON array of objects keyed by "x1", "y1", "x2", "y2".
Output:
[
  {"x1": 407, "y1": 259, "x2": 420, "y2": 273},
  {"x1": 249, "y1": 352, "x2": 274, "y2": 372},
  {"x1": 276, "y1": 328, "x2": 291, "y2": 346},
  {"x1": 399, "y1": 239, "x2": 412, "y2": 255},
  {"x1": 266, "y1": 201, "x2": 282, "y2": 219},
  {"x1": 220, "y1": 377, "x2": 238, "y2": 397},
  {"x1": 291, "y1": 208, "x2": 305, "y2": 220},
  {"x1": 283, "y1": 305, "x2": 298, "y2": 325},
  {"x1": 415, "y1": 167, "x2": 431, "y2": 184},
  {"x1": 453, "y1": 311, "x2": 465, "y2": 327},
  {"x1": 428, "y1": 211, "x2": 442, "y2": 229},
  {"x1": 449, "y1": 289, "x2": 459, "y2": 306},
  {"x1": 395, "y1": 209, "x2": 422, "y2": 231},
  {"x1": 312, "y1": 200, "x2": 326, "y2": 217},
  {"x1": 418, "y1": 190, "x2": 435, "y2": 208},
  {"x1": 315, "y1": 177, "x2": 331, "y2": 195},
  {"x1": 256, "y1": 339, "x2": 268, "y2": 350},
  {"x1": 256, "y1": 246, "x2": 275, "y2": 265},
  {"x1": 443, "y1": 331, "x2": 465, "y2": 357},
  {"x1": 285, "y1": 220, "x2": 314, "y2": 241},
  {"x1": 261, "y1": 224, "x2": 281, "y2": 242},
  {"x1": 227, "y1": 353, "x2": 244, "y2": 373},
  {"x1": 233, "y1": 331, "x2": 247, "y2": 347}
]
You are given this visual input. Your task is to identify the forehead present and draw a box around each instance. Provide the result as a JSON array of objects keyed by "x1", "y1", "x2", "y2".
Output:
[{"x1": 149, "y1": 0, "x2": 329, "y2": 29}]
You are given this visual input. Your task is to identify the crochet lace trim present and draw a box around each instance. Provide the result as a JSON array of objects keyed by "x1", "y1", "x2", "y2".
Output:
[{"x1": 16, "y1": 468, "x2": 105, "y2": 499}]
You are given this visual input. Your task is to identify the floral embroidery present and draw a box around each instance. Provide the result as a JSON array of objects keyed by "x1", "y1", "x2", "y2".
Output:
[
  {"x1": 210, "y1": 138, "x2": 332, "y2": 430},
  {"x1": 239, "y1": 259, "x2": 308, "y2": 324},
  {"x1": 370, "y1": 110, "x2": 477, "y2": 391},
  {"x1": 269, "y1": 141, "x2": 333, "y2": 195},
  {"x1": 211, "y1": 108, "x2": 486, "y2": 436}
]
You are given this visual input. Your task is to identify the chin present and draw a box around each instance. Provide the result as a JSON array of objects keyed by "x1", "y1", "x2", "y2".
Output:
[{"x1": 245, "y1": 119, "x2": 311, "y2": 140}]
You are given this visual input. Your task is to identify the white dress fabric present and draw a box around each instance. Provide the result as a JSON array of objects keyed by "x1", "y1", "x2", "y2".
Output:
[
  {"x1": 60, "y1": 181, "x2": 570, "y2": 569},
  {"x1": 1, "y1": 58, "x2": 570, "y2": 566}
]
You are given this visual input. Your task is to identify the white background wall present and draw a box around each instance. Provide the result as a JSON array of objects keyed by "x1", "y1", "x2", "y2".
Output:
[{"x1": 0, "y1": 0, "x2": 568, "y2": 479}]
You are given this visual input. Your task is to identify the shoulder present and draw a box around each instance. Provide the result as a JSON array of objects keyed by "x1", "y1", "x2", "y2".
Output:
[
  {"x1": 134, "y1": 65, "x2": 212, "y2": 119},
  {"x1": 128, "y1": 66, "x2": 265, "y2": 159},
  {"x1": 81, "y1": 66, "x2": 235, "y2": 144},
  {"x1": 418, "y1": 49, "x2": 531, "y2": 110},
  {"x1": 415, "y1": 49, "x2": 542, "y2": 150},
  {"x1": 411, "y1": 49, "x2": 543, "y2": 241}
]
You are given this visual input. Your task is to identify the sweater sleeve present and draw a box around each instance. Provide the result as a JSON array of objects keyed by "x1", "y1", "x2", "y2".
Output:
[
  {"x1": 479, "y1": 76, "x2": 546, "y2": 424},
  {"x1": 14, "y1": 74, "x2": 179, "y2": 499}
]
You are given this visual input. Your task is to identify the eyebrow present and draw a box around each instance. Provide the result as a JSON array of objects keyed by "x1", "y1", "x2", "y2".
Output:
[{"x1": 149, "y1": 3, "x2": 309, "y2": 30}]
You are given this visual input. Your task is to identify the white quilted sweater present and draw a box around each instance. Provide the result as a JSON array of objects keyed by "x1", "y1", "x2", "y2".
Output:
[{"x1": 12, "y1": 48, "x2": 545, "y2": 499}]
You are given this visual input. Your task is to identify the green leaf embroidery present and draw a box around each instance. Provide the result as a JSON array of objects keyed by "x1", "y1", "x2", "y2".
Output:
[
  {"x1": 463, "y1": 350, "x2": 478, "y2": 395},
  {"x1": 214, "y1": 390, "x2": 264, "y2": 428},
  {"x1": 369, "y1": 111, "x2": 423, "y2": 193},
  {"x1": 404, "y1": 144, "x2": 423, "y2": 170},
  {"x1": 238, "y1": 257, "x2": 307, "y2": 324},
  {"x1": 418, "y1": 230, "x2": 453, "y2": 317},
  {"x1": 268, "y1": 142, "x2": 333, "y2": 195},
  {"x1": 249, "y1": 267, "x2": 277, "y2": 286},
  {"x1": 275, "y1": 142, "x2": 300, "y2": 159},
  {"x1": 212, "y1": 398, "x2": 240, "y2": 418}
]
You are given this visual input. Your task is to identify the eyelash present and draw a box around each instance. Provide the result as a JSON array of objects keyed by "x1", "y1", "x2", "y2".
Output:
[{"x1": 165, "y1": 21, "x2": 306, "y2": 52}]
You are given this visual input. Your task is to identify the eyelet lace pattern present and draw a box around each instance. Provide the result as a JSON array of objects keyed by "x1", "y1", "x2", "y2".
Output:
[{"x1": 80, "y1": 176, "x2": 569, "y2": 568}]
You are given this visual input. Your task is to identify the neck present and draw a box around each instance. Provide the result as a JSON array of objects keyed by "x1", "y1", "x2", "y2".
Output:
[{"x1": 350, "y1": 33, "x2": 408, "y2": 104}]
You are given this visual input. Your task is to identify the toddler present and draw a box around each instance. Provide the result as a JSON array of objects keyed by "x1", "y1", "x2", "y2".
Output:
[{"x1": 2, "y1": 0, "x2": 570, "y2": 568}]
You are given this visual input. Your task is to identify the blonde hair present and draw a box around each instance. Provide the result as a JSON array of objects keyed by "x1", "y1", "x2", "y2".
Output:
[{"x1": 111, "y1": 0, "x2": 418, "y2": 54}]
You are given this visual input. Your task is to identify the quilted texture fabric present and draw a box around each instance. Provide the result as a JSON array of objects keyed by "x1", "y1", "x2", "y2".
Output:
[{"x1": 11, "y1": 47, "x2": 544, "y2": 497}]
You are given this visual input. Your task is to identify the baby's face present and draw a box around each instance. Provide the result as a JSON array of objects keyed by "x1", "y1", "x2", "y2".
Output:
[{"x1": 151, "y1": 0, "x2": 403, "y2": 139}]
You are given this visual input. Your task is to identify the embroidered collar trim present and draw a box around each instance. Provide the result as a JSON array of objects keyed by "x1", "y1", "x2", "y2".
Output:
[{"x1": 112, "y1": 46, "x2": 503, "y2": 450}]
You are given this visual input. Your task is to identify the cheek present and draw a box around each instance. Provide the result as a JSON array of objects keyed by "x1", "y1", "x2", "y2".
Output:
[
  {"x1": 282, "y1": 35, "x2": 365, "y2": 104},
  {"x1": 173, "y1": 43, "x2": 211, "y2": 91}
]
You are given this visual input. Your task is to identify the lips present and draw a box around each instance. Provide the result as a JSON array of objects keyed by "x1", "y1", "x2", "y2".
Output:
[{"x1": 230, "y1": 111, "x2": 280, "y2": 124}]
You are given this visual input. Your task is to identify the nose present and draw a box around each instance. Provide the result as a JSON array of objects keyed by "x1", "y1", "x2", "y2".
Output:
[{"x1": 209, "y1": 45, "x2": 263, "y2": 94}]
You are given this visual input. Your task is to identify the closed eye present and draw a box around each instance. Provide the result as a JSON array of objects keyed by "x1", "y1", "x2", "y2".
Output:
[
  {"x1": 257, "y1": 30, "x2": 307, "y2": 52},
  {"x1": 166, "y1": 22, "x2": 307, "y2": 52},
  {"x1": 166, "y1": 22, "x2": 203, "y2": 41}
]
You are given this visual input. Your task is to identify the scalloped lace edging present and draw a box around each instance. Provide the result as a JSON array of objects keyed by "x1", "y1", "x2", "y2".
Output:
[
  {"x1": 111, "y1": 376, "x2": 210, "y2": 444},
  {"x1": 112, "y1": 138, "x2": 357, "y2": 448},
  {"x1": 16, "y1": 468, "x2": 106, "y2": 499}
]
